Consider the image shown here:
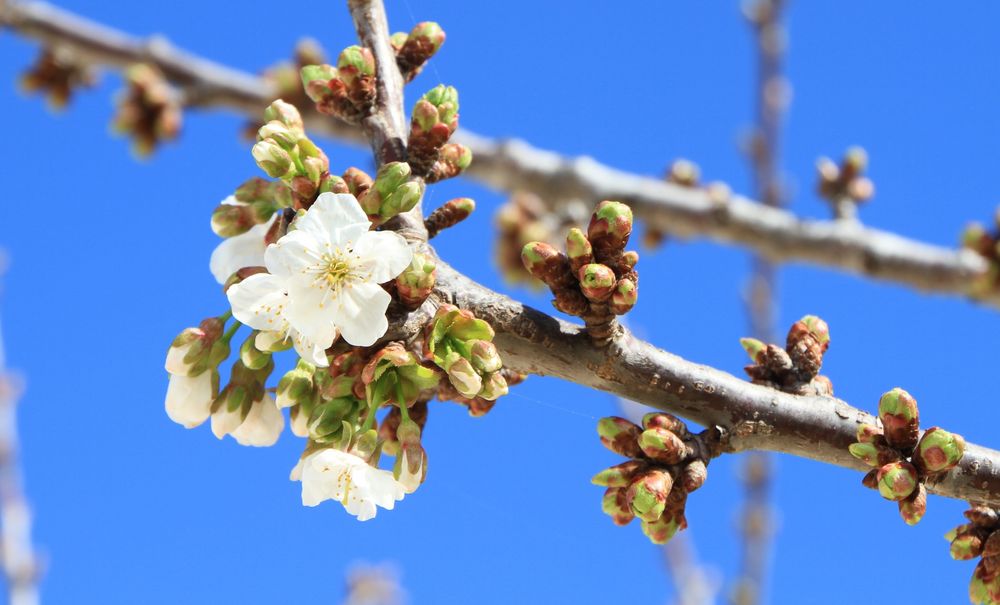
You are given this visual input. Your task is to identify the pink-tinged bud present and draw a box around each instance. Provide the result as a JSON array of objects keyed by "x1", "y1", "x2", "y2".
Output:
[
  {"x1": 876, "y1": 461, "x2": 918, "y2": 501},
  {"x1": 601, "y1": 488, "x2": 634, "y2": 526},
  {"x1": 336, "y1": 45, "x2": 375, "y2": 85},
  {"x1": 445, "y1": 355, "x2": 482, "y2": 398},
  {"x1": 412, "y1": 99, "x2": 440, "y2": 133},
  {"x1": 469, "y1": 340, "x2": 502, "y2": 374},
  {"x1": 408, "y1": 22, "x2": 445, "y2": 52},
  {"x1": 263, "y1": 99, "x2": 303, "y2": 130},
  {"x1": 950, "y1": 528, "x2": 985, "y2": 560},
  {"x1": 626, "y1": 469, "x2": 673, "y2": 522},
  {"x1": 165, "y1": 317, "x2": 225, "y2": 376},
  {"x1": 609, "y1": 277, "x2": 638, "y2": 315},
  {"x1": 848, "y1": 441, "x2": 899, "y2": 467},
  {"x1": 641, "y1": 412, "x2": 689, "y2": 435},
  {"x1": 679, "y1": 459, "x2": 708, "y2": 493},
  {"x1": 855, "y1": 423, "x2": 883, "y2": 444},
  {"x1": 914, "y1": 427, "x2": 966, "y2": 474},
  {"x1": 898, "y1": 483, "x2": 927, "y2": 526},
  {"x1": 641, "y1": 514, "x2": 682, "y2": 545},
  {"x1": 300, "y1": 64, "x2": 339, "y2": 102},
  {"x1": 591, "y1": 460, "x2": 648, "y2": 488},
  {"x1": 578, "y1": 263, "x2": 617, "y2": 302},
  {"x1": 878, "y1": 387, "x2": 920, "y2": 450},
  {"x1": 587, "y1": 201, "x2": 634, "y2": 254},
  {"x1": 566, "y1": 228, "x2": 593, "y2": 272},
  {"x1": 252, "y1": 139, "x2": 293, "y2": 178},
  {"x1": 211, "y1": 201, "x2": 256, "y2": 238},
  {"x1": 639, "y1": 427, "x2": 689, "y2": 465},
  {"x1": 395, "y1": 253, "x2": 436, "y2": 310},
  {"x1": 596, "y1": 416, "x2": 643, "y2": 458}
]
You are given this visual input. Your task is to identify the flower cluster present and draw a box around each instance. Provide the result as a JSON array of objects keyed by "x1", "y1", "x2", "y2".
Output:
[
  {"x1": 816, "y1": 146, "x2": 875, "y2": 220},
  {"x1": 848, "y1": 387, "x2": 966, "y2": 525},
  {"x1": 111, "y1": 63, "x2": 181, "y2": 156},
  {"x1": 592, "y1": 413, "x2": 710, "y2": 544},
  {"x1": 740, "y1": 315, "x2": 833, "y2": 395},
  {"x1": 946, "y1": 506, "x2": 1000, "y2": 605},
  {"x1": 407, "y1": 85, "x2": 471, "y2": 182},
  {"x1": 19, "y1": 47, "x2": 94, "y2": 110},
  {"x1": 424, "y1": 305, "x2": 509, "y2": 406},
  {"x1": 961, "y1": 209, "x2": 1000, "y2": 297},
  {"x1": 390, "y1": 22, "x2": 446, "y2": 82},
  {"x1": 521, "y1": 201, "x2": 639, "y2": 346},
  {"x1": 300, "y1": 45, "x2": 376, "y2": 123}
]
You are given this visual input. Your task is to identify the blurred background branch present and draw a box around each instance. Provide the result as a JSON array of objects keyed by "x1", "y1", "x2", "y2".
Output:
[{"x1": 0, "y1": 254, "x2": 42, "y2": 605}]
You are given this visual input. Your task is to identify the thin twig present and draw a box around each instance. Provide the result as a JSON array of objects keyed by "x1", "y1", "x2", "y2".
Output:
[{"x1": 0, "y1": 2, "x2": 996, "y2": 309}]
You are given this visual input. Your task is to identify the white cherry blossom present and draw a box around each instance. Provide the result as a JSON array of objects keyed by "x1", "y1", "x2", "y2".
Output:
[
  {"x1": 209, "y1": 196, "x2": 276, "y2": 284},
  {"x1": 227, "y1": 192, "x2": 412, "y2": 358},
  {"x1": 296, "y1": 448, "x2": 406, "y2": 521},
  {"x1": 164, "y1": 372, "x2": 215, "y2": 428}
]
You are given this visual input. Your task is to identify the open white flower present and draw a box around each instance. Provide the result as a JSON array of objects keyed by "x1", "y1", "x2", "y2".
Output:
[
  {"x1": 209, "y1": 197, "x2": 277, "y2": 284},
  {"x1": 227, "y1": 192, "x2": 412, "y2": 357},
  {"x1": 230, "y1": 394, "x2": 284, "y2": 447},
  {"x1": 165, "y1": 372, "x2": 216, "y2": 428},
  {"x1": 297, "y1": 448, "x2": 406, "y2": 521}
]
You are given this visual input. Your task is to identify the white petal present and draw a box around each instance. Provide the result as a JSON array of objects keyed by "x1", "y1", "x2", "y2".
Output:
[
  {"x1": 164, "y1": 340, "x2": 196, "y2": 376},
  {"x1": 296, "y1": 192, "x2": 371, "y2": 249},
  {"x1": 290, "y1": 327, "x2": 332, "y2": 368},
  {"x1": 209, "y1": 217, "x2": 274, "y2": 284},
  {"x1": 211, "y1": 405, "x2": 245, "y2": 439},
  {"x1": 231, "y1": 395, "x2": 284, "y2": 447},
  {"x1": 330, "y1": 282, "x2": 391, "y2": 347},
  {"x1": 352, "y1": 231, "x2": 413, "y2": 284},
  {"x1": 289, "y1": 458, "x2": 304, "y2": 481},
  {"x1": 220, "y1": 195, "x2": 241, "y2": 206},
  {"x1": 283, "y1": 274, "x2": 341, "y2": 349},
  {"x1": 290, "y1": 406, "x2": 309, "y2": 437},
  {"x1": 227, "y1": 273, "x2": 289, "y2": 333},
  {"x1": 365, "y1": 468, "x2": 406, "y2": 509},
  {"x1": 264, "y1": 229, "x2": 323, "y2": 279},
  {"x1": 164, "y1": 373, "x2": 214, "y2": 428},
  {"x1": 396, "y1": 450, "x2": 422, "y2": 494}
]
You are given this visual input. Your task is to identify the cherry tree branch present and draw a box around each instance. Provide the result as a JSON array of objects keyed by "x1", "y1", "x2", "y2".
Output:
[
  {"x1": 431, "y1": 259, "x2": 1000, "y2": 506},
  {"x1": 1, "y1": 2, "x2": 995, "y2": 310}
]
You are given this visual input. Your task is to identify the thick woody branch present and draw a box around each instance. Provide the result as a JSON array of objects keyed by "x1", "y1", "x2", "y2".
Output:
[
  {"x1": 431, "y1": 259, "x2": 1000, "y2": 506},
  {"x1": 1, "y1": 2, "x2": 995, "y2": 309}
]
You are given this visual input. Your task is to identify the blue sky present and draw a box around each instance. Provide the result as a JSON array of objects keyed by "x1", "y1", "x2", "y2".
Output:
[{"x1": 2, "y1": 1, "x2": 1000, "y2": 603}]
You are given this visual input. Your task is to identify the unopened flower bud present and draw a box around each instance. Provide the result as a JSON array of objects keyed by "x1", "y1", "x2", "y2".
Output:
[
  {"x1": 445, "y1": 354, "x2": 482, "y2": 398},
  {"x1": 252, "y1": 139, "x2": 293, "y2": 178},
  {"x1": 951, "y1": 530, "x2": 985, "y2": 560},
  {"x1": 578, "y1": 263, "x2": 617, "y2": 302},
  {"x1": 855, "y1": 423, "x2": 882, "y2": 444},
  {"x1": 381, "y1": 180, "x2": 424, "y2": 219},
  {"x1": 308, "y1": 397, "x2": 356, "y2": 443},
  {"x1": 740, "y1": 337, "x2": 766, "y2": 363},
  {"x1": 337, "y1": 45, "x2": 375, "y2": 85},
  {"x1": 566, "y1": 227, "x2": 593, "y2": 272},
  {"x1": 165, "y1": 318, "x2": 224, "y2": 376},
  {"x1": 422, "y1": 84, "x2": 459, "y2": 129},
  {"x1": 848, "y1": 441, "x2": 900, "y2": 467},
  {"x1": 641, "y1": 412, "x2": 688, "y2": 435},
  {"x1": 878, "y1": 387, "x2": 920, "y2": 450},
  {"x1": 639, "y1": 427, "x2": 689, "y2": 465},
  {"x1": 876, "y1": 461, "x2": 918, "y2": 501},
  {"x1": 641, "y1": 514, "x2": 682, "y2": 545},
  {"x1": 898, "y1": 483, "x2": 927, "y2": 526},
  {"x1": 478, "y1": 371, "x2": 508, "y2": 401},
  {"x1": 257, "y1": 120, "x2": 299, "y2": 149},
  {"x1": 609, "y1": 277, "x2": 638, "y2": 315},
  {"x1": 588, "y1": 201, "x2": 634, "y2": 256},
  {"x1": 263, "y1": 99, "x2": 303, "y2": 130},
  {"x1": 301, "y1": 64, "x2": 338, "y2": 102},
  {"x1": 601, "y1": 487, "x2": 635, "y2": 526},
  {"x1": 597, "y1": 416, "x2": 643, "y2": 458},
  {"x1": 276, "y1": 359, "x2": 316, "y2": 408},
  {"x1": 680, "y1": 459, "x2": 708, "y2": 493},
  {"x1": 239, "y1": 332, "x2": 271, "y2": 370},
  {"x1": 408, "y1": 21, "x2": 445, "y2": 52},
  {"x1": 915, "y1": 427, "x2": 966, "y2": 473},
  {"x1": 395, "y1": 253, "x2": 436, "y2": 310},
  {"x1": 372, "y1": 161, "x2": 412, "y2": 197},
  {"x1": 211, "y1": 201, "x2": 256, "y2": 238},
  {"x1": 469, "y1": 340, "x2": 502, "y2": 374},
  {"x1": 591, "y1": 460, "x2": 648, "y2": 488},
  {"x1": 627, "y1": 469, "x2": 673, "y2": 522}
]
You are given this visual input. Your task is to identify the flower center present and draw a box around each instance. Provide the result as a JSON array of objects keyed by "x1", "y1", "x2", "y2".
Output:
[{"x1": 322, "y1": 255, "x2": 353, "y2": 287}]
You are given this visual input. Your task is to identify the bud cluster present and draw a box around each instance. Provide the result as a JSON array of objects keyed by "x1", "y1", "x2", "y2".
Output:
[
  {"x1": 251, "y1": 100, "x2": 340, "y2": 209},
  {"x1": 300, "y1": 45, "x2": 376, "y2": 124},
  {"x1": 849, "y1": 387, "x2": 966, "y2": 525},
  {"x1": 243, "y1": 39, "x2": 327, "y2": 139},
  {"x1": 592, "y1": 413, "x2": 711, "y2": 545},
  {"x1": 424, "y1": 304, "x2": 509, "y2": 406},
  {"x1": 521, "y1": 201, "x2": 639, "y2": 346},
  {"x1": 111, "y1": 63, "x2": 182, "y2": 156},
  {"x1": 390, "y1": 22, "x2": 446, "y2": 83},
  {"x1": 816, "y1": 146, "x2": 875, "y2": 220},
  {"x1": 408, "y1": 85, "x2": 471, "y2": 182},
  {"x1": 164, "y1": 315, "x2": 234, "y2": 429},
  {"x1": 394, "y1": 253, "x2": 437, "y2": 310},
  {"x1": 19, "y1": 47, "x2": 94, "y2": 110},
  {"x1": 961, "y1": 209, "x2": 1000, "y2": 297},
  {"x1": 435, "y1": 368, "x2": 526, "y2": 417},
  {"x1": 946, "y1": 506, "x2": 1000, "y2": 605},
  {"x1": 740, "y1": 314, "x2": 833, "y2": 395}
]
